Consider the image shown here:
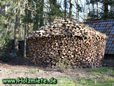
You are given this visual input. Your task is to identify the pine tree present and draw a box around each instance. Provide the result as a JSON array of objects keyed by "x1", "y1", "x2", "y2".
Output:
[
  {"x1": 32, "y1": 0, "x2": 44, "y2": 30},
  {"x1": 75, "y1": 0, "x2": 82, "y2": 21},
  {"x1": 102, "y1": 0, "x2": 108, "y2": 19},
  {"x1": 99, "y1": 0, "x2": 114, "y2": 19},
  {"x1": 86, "y1": 0, "x2": 100, "y2": 21},
  {"x1": 47, "y1": 0, "x2": 62, "y2": 22},
  {"x1": 86, "y1": 0, "x2": 114, "y2": 21}
]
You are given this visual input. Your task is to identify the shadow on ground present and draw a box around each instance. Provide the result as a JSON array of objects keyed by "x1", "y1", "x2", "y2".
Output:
[
  {"x1": 0, "y1": 54, "x2": 114, "y2": 68},
  {"x1": 0, "y1": 57, "x2": 36, "y2": 67}
]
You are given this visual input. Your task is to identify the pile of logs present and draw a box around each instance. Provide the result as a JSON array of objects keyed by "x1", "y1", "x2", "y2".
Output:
[{"x1": 27, "y1": 18, "x2": 108, "y2": 68}]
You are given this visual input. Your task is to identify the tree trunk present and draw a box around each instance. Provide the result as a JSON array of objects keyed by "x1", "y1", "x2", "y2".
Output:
[
  {"x1": 92, "y1": 3, "x2": 95, "y2": 13},
  {"x1": 24, "y1": 2, "x2": 28, "y2": 58},
  {"x1": 26, "y1": 0, "x2": 31, "y2": 36},
  {"x1": 33, "y1": 0, "x2": 40, "y2": 30},
  {"x1": 83, "y1": 1, "x2": 86, "y2": 21},
  {"x1": 103, "y1": 1, "x2": 108, "y2": 19},
  {"x1": 97, "y1": 1, "x2": 99, "y2": 19},
  {"x1": 64, "y1": 0, "x2": 67, "y2": 19},
  {"x1": 24, "y1": 24, "x2": 27, "y2": 57},
  {"x1": 14, "y1": 8, "x2": 20, "y2": 54},
  {"x1": 39, "y1": 0, "x2": 44, "y2": 27},
  {"x1": 87, "y1": 0, "x2": 90, "y2": 18},
  {"x1": 14, "y1": 0, "x2": 20, "y2": 55},
  {"x1": 76, "y1": 0, "x2": 79, "y2": 21},
  {"x1": 69, "y1": 0, "x2": 73, "y2": 19},
  {"x1": 33, "y1": 11, "x2": 39, "y2": 30},
  {"x1": 110, "y1": 2, "x2": 113, "y2": 15}
]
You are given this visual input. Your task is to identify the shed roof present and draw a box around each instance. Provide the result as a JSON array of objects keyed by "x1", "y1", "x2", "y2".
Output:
[{"x1": 85, "y1": 20, "x2": 114, "y2": 54}]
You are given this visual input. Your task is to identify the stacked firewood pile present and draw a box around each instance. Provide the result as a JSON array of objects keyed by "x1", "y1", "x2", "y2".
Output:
[{"x1": 27, "y1": 18, "x2": 108, "y2": 68}]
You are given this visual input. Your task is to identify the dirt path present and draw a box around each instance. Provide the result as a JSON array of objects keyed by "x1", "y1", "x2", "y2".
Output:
[
  {"x1": 0, "y1": 57, "x2": 113, "y2": 86},
  {"x1": 0, "y1": 57, "x2": 83, "y2": 86}
]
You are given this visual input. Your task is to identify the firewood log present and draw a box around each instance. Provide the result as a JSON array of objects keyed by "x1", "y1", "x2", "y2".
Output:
[{"x1": 27, "y1": 17, "x2": 108, "y2": 68}]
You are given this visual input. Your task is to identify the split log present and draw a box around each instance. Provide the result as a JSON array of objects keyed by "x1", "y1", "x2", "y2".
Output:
[{"x1": 27, "y1": 18, "x2": 108, "y2": 68}]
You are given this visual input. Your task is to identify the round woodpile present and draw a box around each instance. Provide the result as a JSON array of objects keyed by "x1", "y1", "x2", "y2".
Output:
[{"x1": 27, "y1": 18, "x2": 108, "y2": 68}]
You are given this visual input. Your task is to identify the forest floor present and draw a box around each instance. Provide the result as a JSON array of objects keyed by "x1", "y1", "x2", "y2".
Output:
[{"x1": 0, "y1": 57, "x2": 114, "y2": 86}]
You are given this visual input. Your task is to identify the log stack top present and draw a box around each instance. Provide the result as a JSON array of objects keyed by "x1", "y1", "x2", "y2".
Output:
[{"x1": 27, "y1": 18, "x2": 108, "y2": 40}]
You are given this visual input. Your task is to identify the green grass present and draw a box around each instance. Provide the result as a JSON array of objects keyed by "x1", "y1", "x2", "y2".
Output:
[
  {"x1": 76, "y1": 78, "x2": 114, "y2": 86},
  {"x1": 36, "y1": 78, "x2": 76, "y2": 86},
  {"x1": 88, "y1": 67, "x2": 113, "y2": 73},
  {"x1": 75, "y1": 67, "x2": 114, "y2": 86},
  {"x1": 2, "y1": 67, "x2": 112, "y2": 86},
  {"x1": 36, "y1": 67, "x2": 114, "y2": 86},
  {"x1": 28, "y1": 69, "x2": 39, "y2": 74}
]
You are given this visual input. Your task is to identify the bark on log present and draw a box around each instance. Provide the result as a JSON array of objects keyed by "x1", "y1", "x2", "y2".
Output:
[{"x1": 27, "y1": 18, "x2": 108, "y2": 68}]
